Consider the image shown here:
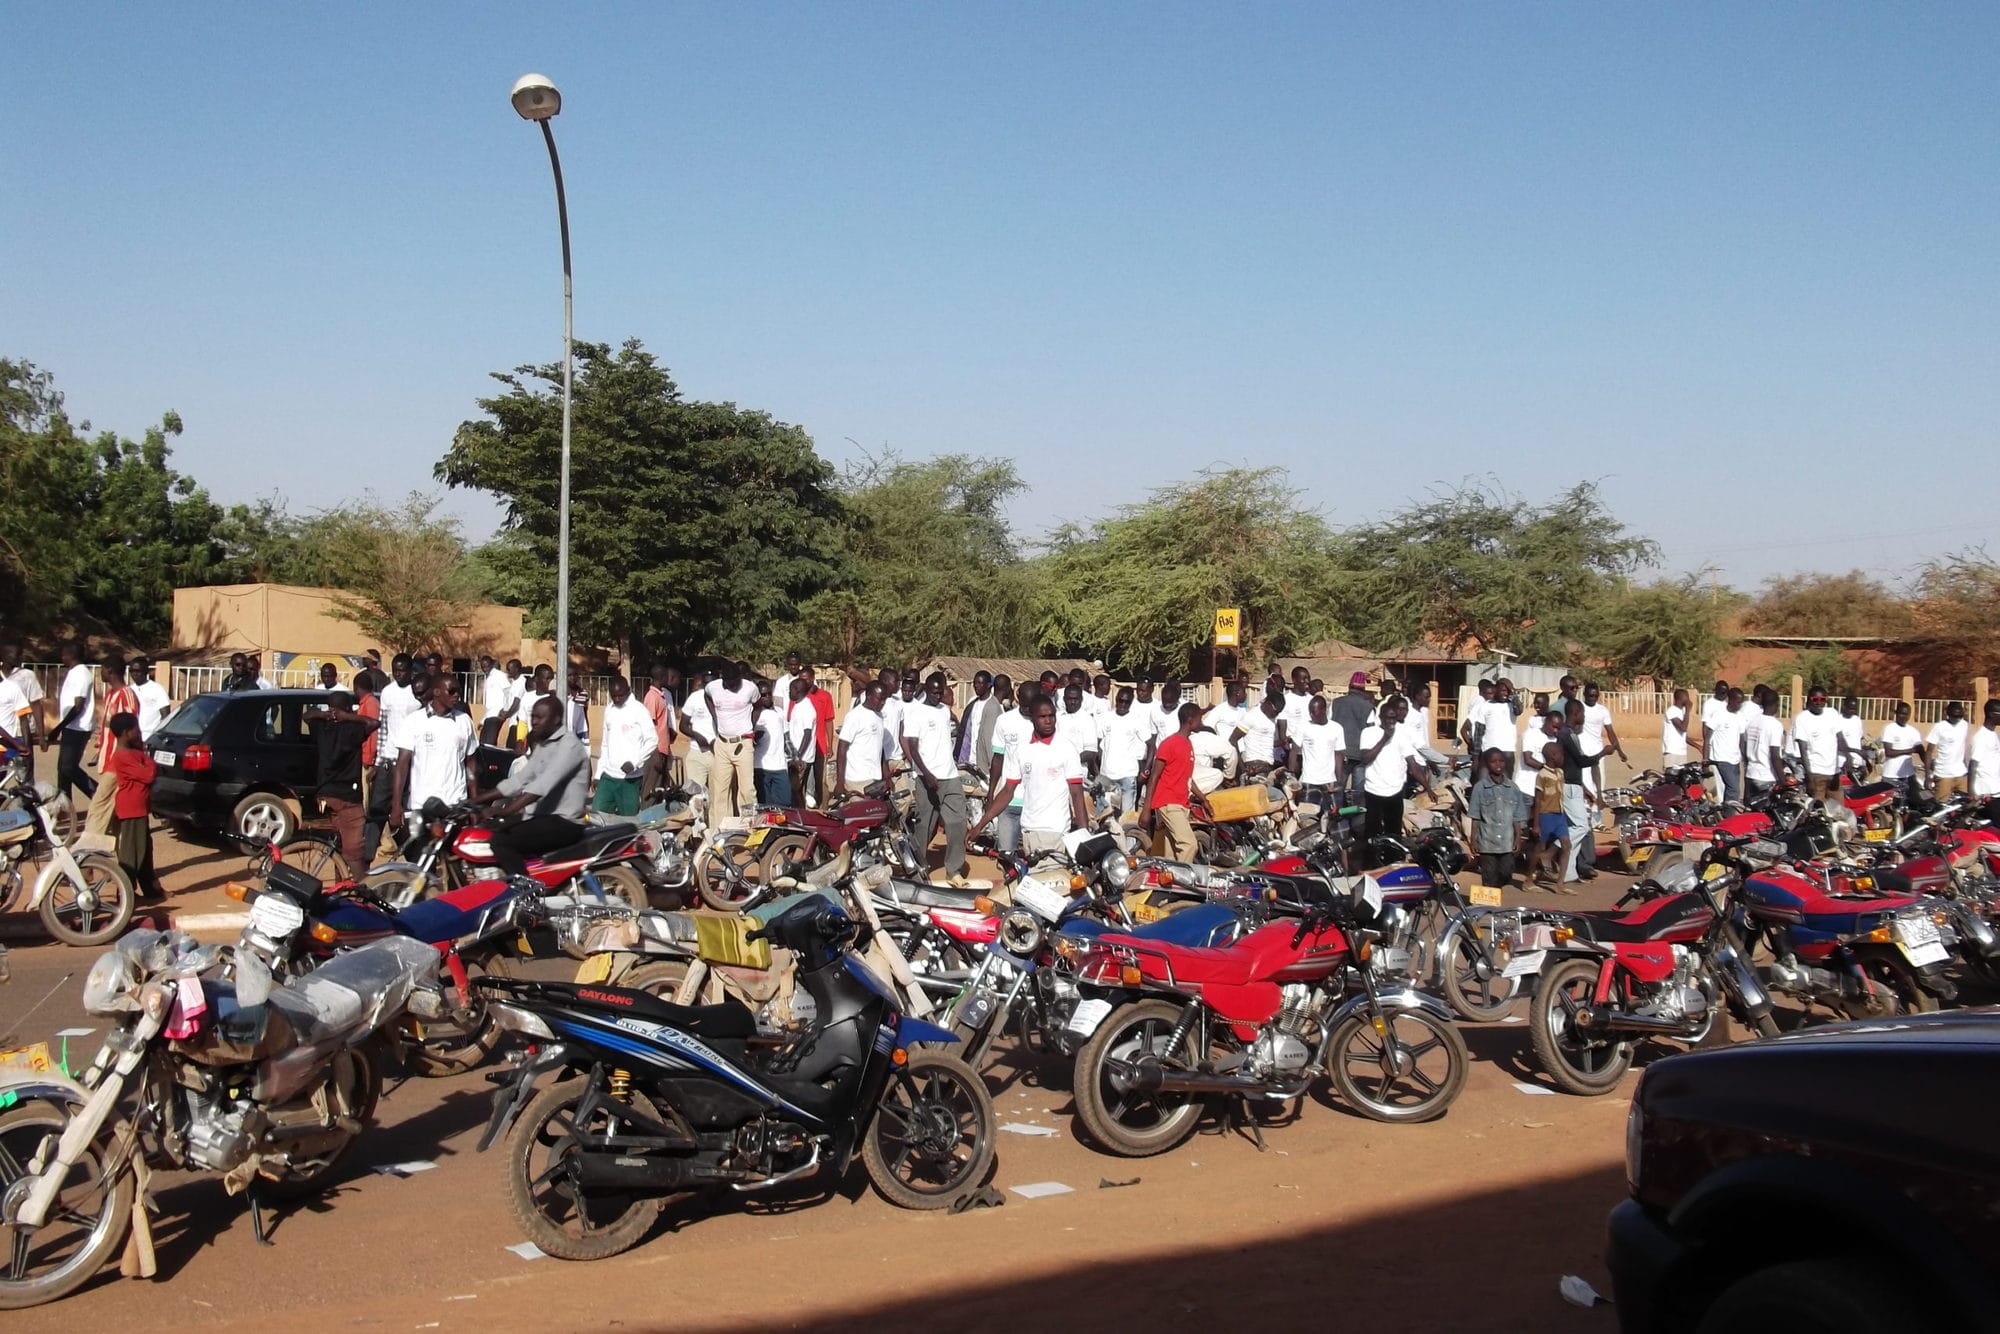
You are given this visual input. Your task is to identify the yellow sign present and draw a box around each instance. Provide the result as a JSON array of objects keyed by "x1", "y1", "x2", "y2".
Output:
[{"x1": 1213, "y1": 608, "x2": 1241, "y2": 648}]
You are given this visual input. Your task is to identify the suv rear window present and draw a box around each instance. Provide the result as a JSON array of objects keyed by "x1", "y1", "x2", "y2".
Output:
[{"x1": 155, "y1": 694, "x2": 228, "y2": 741}]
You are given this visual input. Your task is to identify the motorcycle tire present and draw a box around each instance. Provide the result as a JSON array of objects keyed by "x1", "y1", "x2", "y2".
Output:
[
  {"x1": 1440, "y1": 923, "x2": 1521, "y2": 1022},
  {"x1": 37, "y1": 853, "x2": 136, "y2": 948},
  {"x1": 1326, "y1": 1007, "x2": 1469, "y2": 1123},
  {"x1": 1528, "y1": 957, "x2": 1636, "y2": 1096},
  {"x1": 754, "y1": 832, "x2": 817, "y2": 888},
  {"x1": 259, "y1": 1043, "x2": 383, "y2": 1201},
  {"x1": 1845, "y1": 952, "x2": 1938, "y2": 1020},
  {"x1": 863, "y1": 1050, "x2": 995, "y2": 1210},
  {"x1": 588, "y1": 864, "x2": 650, "y2": 912},
  {"x1": 1073, "y1": 999, "x2": 1207, "y2": 1157},
  {"x1": 504, "y1": 1079, "x2": 668, "y2": 1262},
  {"x1": 408, "y1": 954, "x2": 515, "y2": 1078},
  {"x1": 695, "y1": 833, "x2": 758, "y2": 912},
  {"x1": 0, "y1": 1101, "x2": 135, "y2": 1310},
  {"x1": 620, "y1": 959, "x2": 700, "y2": 1006}
]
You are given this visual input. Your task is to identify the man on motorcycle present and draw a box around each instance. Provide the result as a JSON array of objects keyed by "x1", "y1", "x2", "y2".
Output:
[{"x1": 479, "y1": 695, "x2": 591, "y2": 875}]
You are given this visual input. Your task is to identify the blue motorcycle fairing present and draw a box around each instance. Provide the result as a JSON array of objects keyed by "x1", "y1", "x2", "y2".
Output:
[
  {"x1": 842, "y1": 952, "x2": 898, "y2": 1004},
  {"x1": 895, "y1": 1018, "x2": 960, "y2": 1046},
  {"x1": 1371, "y1": 863, "x2": 1436, "y2": 900},
  {"x1": 548, "y1": 1009, "x2": 821, "y2": 1122},
  {"x1": 1059, "y1": 901, "x2": 1242, "y2": 948}
]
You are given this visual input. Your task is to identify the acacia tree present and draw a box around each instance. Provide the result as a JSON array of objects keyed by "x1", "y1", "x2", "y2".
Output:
[
  {"x1": 1908, "y1": 551, "x2": 2000, "y2": 689},
  {"x1": 790, "y1": 452, "x2": 1037, "y2": 666},
  {"x1": 308, "y1": 495, "x2": 481, "y2": 654},
  {"x1": 1581, "y1": 578, "x2": 1730, "y2": 686},
  {"x1": 1036, "y1": 468, "x2": 1340, "y2": 675},
  {"x1": 1742, "y1": 570, "x2": 1910, "y2": 638},
  {"x1": 439, "y1": 339, "x2": 848, "y2": 662}
]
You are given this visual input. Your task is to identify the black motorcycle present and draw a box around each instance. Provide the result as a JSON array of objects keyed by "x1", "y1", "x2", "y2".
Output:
[{"x1": 474, "y1": 897, "x2": 996, "y2": 1260}]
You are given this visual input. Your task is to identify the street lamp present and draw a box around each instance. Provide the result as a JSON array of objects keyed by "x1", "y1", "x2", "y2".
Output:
[{"x1": 510, "y1": 71, "x2": 574, "y2": 703}]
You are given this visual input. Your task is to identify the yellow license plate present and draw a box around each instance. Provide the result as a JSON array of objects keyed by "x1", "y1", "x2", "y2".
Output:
[
  {"x1": 1629, "y1": 846, "x2": 1655, "y2": 868},
  {"x1": 0, "y1": 1042, "x2": 52, "y2": 1073},
  {"x1": 1863, "y1": 828, "x2": 1891, "y2": 842},
  {"x1": 574, "y1": 954, "x2": 614, "y2": 984},
  {"x1": 745, "y1": 828, "x2": 770, "y2": 850},
  {"x1": 1468, "y1": 883, "x2": 1504, "y2": 908}
]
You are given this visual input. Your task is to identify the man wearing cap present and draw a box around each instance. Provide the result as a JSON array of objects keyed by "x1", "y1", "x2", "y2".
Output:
[
  {"x1": 1789, "y1": 689, "x2": 1852, "y2": 800},
  {"x1": 1327, "y1": 672, "x2": 1378, "y2": 807}
]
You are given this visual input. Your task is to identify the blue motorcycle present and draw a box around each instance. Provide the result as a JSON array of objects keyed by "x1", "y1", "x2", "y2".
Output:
[{"x1": 474, "y1": 896, "x2": 996, "y2": 1260}]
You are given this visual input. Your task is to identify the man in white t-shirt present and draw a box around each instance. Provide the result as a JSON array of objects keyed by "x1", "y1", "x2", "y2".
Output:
[
  {"x1": 771, "y1": 653, "x2": 803, "y2": 721},
  {"x1": 752, "y1": 686, "x2": 793, "y2": 809},
  {"x1": 1743, "y1": 707, "x2": 1787, "y2": 800},
  {"x1": 1149, "y1": 681, "x2": 1187, "y2": 755},
  {"x1": 1, "y1": 645, "x2": 44, "y2": 781},
  {"x1": 1354, "y1": 696, "x2": 1435, "y2": 860},
  {"x1": 678, "y1": 671, "x2": 714, "y2": 793},
  {"x1": 478, "y1": 655, "x2": 511, "y2": 744},
  {"x1": 0, "y1": 674, "x2": 29, "y2": 770},
  {"x1": 783, "y1": 678, "x2": 819, "y2": 802},
  {"x1": 1515, "y1": 702, "x2": 1553, "y2": 803},
  {"x1": 1291, "y1": 696, "x2": 1345, "y2": 812},
  {"x1": 1581, "y1": 683, "x2": 1627, "y2": 784},
  {"x1": 1232, "y1": 694, "x2": 1284, "y2": 777},
  {"x1": 1970, "y1": 702, "x2": 2000, "y2": 802},
  {"x1": 876, "y1": 669, "x2": 908, "y2": 775},
  {"x1": 594, "y1": 675, "x2": 658, "y2": 816},
  {"x1": 390, "y1": 673, "x2": 478, "y2": 817},
  {"x1": 1878, "y1": 703, "x2": 1924, "y2": 799},
  {"x1": 904, "y1": 672, "x2": 970, "y2": 884},
  {"x1": 1837, "y1": 697, "x2": 1867, "y2": 777},
  {"x1": 835, "y1": 682, "x2": 888, "y2": 795},
  {"x1": 1189, "y1": 726, "x2": 1234, "y2": 797},
  {"x1": 1279, "y1": 668, "x2": 1316, "y2": 737},
  {"x1": 985, "y1": 686, "x2": 1039, "y2": 854},
  {"x1": 1095, "y1": 688, "x2": 1153, "y2": 815},
  {"x1": 1055, "y1": 685, "x2": 1103, "y2": 771},
  {"x1": 1926, "y1": 703, "x2": 1970, "y2": 800},
  {"x1": 969, "y1": 694, "x2": 1089, "y2": 858},
  {"x1": 379, "y1": 653, "x2": 421, "y2": 745},
  {"x1": 1788, "y1": 690, "x2": 1851, "y2": 799},
  {"x1": 50, "y1": 643, "x2": 98, "y2": 807},
  {"x1": 1662, "y1": 688, "x2": 1691, "y2": 763},
  {"x1": 704, "y1": 663, "x2": 762, "y2": 817},
  {"x1": 1202, "y1": 679, "x2": 1250, "y2": 783},
  {"x1": 1705, "y1": 688, "x2": 1750, "y2": 805}
]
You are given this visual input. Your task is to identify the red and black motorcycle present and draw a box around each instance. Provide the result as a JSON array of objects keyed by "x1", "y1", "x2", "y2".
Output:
[{"x1": 367, "y1": 801, "x2": 654, "y2": 910}]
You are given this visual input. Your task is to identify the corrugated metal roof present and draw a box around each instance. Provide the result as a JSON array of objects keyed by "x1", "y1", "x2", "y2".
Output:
[{"x1": 917, "y1": 656, "x2": 1099, "y2": 684}]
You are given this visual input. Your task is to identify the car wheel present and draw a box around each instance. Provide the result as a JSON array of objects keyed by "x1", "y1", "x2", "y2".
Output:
[
  {"x1": 1698, "y1": 1259, "x2": 1930, "y2": 1334},
  {"x1": 232, "y1": 793, "x2": 296, "y2": 848}
]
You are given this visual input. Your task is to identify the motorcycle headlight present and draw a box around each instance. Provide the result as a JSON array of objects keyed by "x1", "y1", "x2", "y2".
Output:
[
  {"x1": 1100, "y1": 851, "x2": 1133, "y2": 893},
  {"x1": 999, "y1": 909, "x2": 1043, "y2": 957}
]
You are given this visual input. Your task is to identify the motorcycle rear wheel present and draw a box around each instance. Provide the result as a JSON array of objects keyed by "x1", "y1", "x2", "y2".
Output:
[
  {"x1": 1844, "y1": 953, "x2": 1938, "y2": 1020},
  {"x1": 588, "y1": 864, "x2": 650, "y2": 912},
  {"x1": 1440, "y1": 922, "x2": 1521, "y2": 1021},
  {"x1": 1327, "y1": 1007, "x2": 1469, "y2": 1122},
  {"x1": 754, "y1": 832, "x2": 816, "y2": 888},
  {"x1": 408, "y1": 954, "x2": 515, "y2": 1077},
  {"x1": 695, "y1": 834, "x2": 758, "y2": 912},
  {"x1": 504, "y1": 1080, "x2": 668, "y2": 1262},
  {"x1": 1530, "y1": 957, "x2": 1636, "y2": 1095},
  {"x1": 37, "y1": 854, "x2": 135, "y2": 948},
  {"x1": 0, "y1": 1102, "x2": 134, "y2": 1310},
  {"x1": 863, "y1": 1051, "x2": 995, "y2": 1209},
  {"x1": 259, "y1": 1043, "x2": 382, "y2": 1200},
  {"x1": 1073, "y1": 1000, "x2": 1207, "y2": 1157}
]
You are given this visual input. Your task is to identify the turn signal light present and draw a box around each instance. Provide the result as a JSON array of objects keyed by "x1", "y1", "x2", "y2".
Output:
[
  {"x1": 1070, "y1": 874, "x2": 1087, "y2": 892},
  {"x1": 891, "y1": 1047, "x2": 908, "y2": 1066},
  {"x1": 223, "y1": 882, "x2": 250, "y2": 902},
  {"x1": 180, "y1": 745, "x2": 212, "y2": 772},
  {"x1": 1356, "y1": 939, "x2": 1374, "y2": 962},
  {"x1": 1553, "y1": 927, "x2": 1576, "y2": 943},
  {"x1": 1865, "y1": 926, "x2": 1892, "y2": 943},
  {"x1": 973, "y1": 895, "x2": 995, "y2": 914},
  {"x1": 310, "y1": 922, "x2": 340, "y2": 945},
  {"x1": 1158, "y1": 872, "x2": 1177, "y2": 888},
  {"x1": 767, "y1": 812, "x2": 788, "y2": 826},
  {"x1": 1119, "y1": 964, "x2": 1144, "y2": 986}
]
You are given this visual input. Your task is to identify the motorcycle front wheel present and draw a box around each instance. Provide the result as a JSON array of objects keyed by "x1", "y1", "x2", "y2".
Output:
[
  {"x1": 863, "y1": 1051, "x2": 994, "y2": 1209},
  {"x1": 504, "y1": 1079, "x2": 668, "y2": 1262},
  {"x1": 1844, "y1": 952, "x2": 1939, "y2": 1020},
  {"x1": 1326, "y1": 1007, "x2": 1469, "y2": 1122},
  {"x1": 1073, "y1": 999, "x2": 1207, "y2": 1157},
  {"x1": 1529, "y1": 957, "x2": 1635, "y2": 1095},
  {"x1": 1440, "y1": 921, "x2": 1522, "y2": 1021},
  {"x1": 0, "y1": 1101, "x2": 135, "y2": 1310},
  {"x1": 37, "y1": 854, "x2": 135, "y2": 948},
  {"x1": 694, "y1": 834, "x2": 758, "y2": 912}
]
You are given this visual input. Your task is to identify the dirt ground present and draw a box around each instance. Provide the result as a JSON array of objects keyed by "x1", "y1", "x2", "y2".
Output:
[{"x1": 0, "y1": 756, "x2": 1696, "y2": 1332}]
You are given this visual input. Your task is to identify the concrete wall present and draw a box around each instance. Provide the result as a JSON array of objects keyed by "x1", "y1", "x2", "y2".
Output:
[{"x1": 171, "y1": 583, "x2": 529, "y2": 663}]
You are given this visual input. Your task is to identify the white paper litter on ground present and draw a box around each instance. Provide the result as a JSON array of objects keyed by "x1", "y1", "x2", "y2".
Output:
[
  {"x1": 1559, "y1": 1275, "x2": 1608, "y2": 1307},
  {"x1": 372, "y1": 1160, "x2": 438, "y2": 1177},
  {"x1": 506, "y1": 1241, "x2": 547, "y2": 1260},
  {"x1": 1000, "y1": 1122, "x2": 1058, "y2": 1136},
  {"x1": 52, "y1": 1027, "x2": 93, "y2": 1038},
  {"x1": 1513, "y1": 1082, "x2": 1558, "y2": 1096},
  {"x1": 1500, "y1": 1015, "x2": 1525, "y2": 1024},
  {"x1": 1009, "y1": 1181, "x2": 1074, "y2": 1199}
]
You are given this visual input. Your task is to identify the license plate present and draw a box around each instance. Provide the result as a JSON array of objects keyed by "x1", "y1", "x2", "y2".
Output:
[
  {"x1": 249, "y1": 895, "x2": 305, "y2": 937},
  {"x1": 574, "y1": 954, "x2": 614, "y2": 984},
  {"x1": 745, "y1": 828, "x2": 770, "y2": 850},
  {"x1": 1863, "y1": 828, "x2": 1891, "y2": 842},
  {"x1": 1014, "y1": 877, "x2": 1072, "y2": 923},
  {"x1": 153, "y1": 749, "x2": 176, "y2": 767},
  {"x1": 1628, "y1": 845, "x2": 1655, "y2": 868},
  {"x1": 1468, "y1": 883, "x2": 1503, "y2": 908},
  {"x1": 0, "y1": 1042, "x2": 52, "y2": 1073},
  {"x1": 1500, "y1": 949, "x2": 1547, "y2": 980},
  {"x1": 1066, "y1": 997, "x2": 1112, "y2": 1037},
  {"x1": 1893, "y1": 918, "x2": 1949, "y2": 968}
]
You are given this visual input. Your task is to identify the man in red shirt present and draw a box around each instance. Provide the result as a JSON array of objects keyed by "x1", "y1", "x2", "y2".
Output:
[
  {"x1": 641, "y1": 662, "x2": 679, "y2": 801},
  {"x1": 801, "y1": 667, "x2": 836, "y2": 805},
  {"x1": 103, "y1": 711, "x2": 164, "y2": 899},
  {"x1": 1144, "y1": 702, "x2": 1209, "y2": 861},
  {"x1": 85, "y1": 657, "x2": 140, "y2": 840}
]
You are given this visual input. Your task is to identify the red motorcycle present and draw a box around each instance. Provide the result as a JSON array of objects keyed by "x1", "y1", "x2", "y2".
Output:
[
  {"x1": 744, "y1": 786, "x2": 920, "y2": 888},
  {"x1": 367, "y1": 801, "x2": 653, "y2": 910},
  {"x1": 1067, "y1": 875, "x2": 1468, "y2": 1156}
]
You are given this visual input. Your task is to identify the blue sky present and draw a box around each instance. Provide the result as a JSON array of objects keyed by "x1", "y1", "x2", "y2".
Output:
[{"x1": 8, "y1": 4, "x2": 1996, "y2": 588}]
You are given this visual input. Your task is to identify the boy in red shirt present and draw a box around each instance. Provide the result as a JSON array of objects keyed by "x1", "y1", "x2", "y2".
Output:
[
  {"x1": 103, "y1": 711, "x2": 164, "y2": 900},
  {"x1": 85, "y1": 656, "x2": 140, "y2": 840},
  {"x1": 1144, "y1": 702, "x2": 1210, "y2": 861}
]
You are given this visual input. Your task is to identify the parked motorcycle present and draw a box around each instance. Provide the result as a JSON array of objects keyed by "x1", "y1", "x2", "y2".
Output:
[
  {"x1": 0, "y1": 928, "x2": 442, "y2": 1308},
  {"x1": 475, "y1": 895, "x2": 995, "y2": 1261},
  {"x1": 0, "y1": 769, "x2": 136, "y2": 946},
  {"x1": 366, "y1": 801, "x2": 651, "y2": 910}
]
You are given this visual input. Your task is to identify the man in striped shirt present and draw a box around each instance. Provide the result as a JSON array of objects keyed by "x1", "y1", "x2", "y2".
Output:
[{"x1": 85, "y1": 656, "x2": 139, "y2": 839}]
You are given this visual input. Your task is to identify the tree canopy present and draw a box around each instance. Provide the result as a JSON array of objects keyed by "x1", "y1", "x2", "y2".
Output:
[{"x1": 1742, "y1": 570, "x2": 1910, "y2": 638}]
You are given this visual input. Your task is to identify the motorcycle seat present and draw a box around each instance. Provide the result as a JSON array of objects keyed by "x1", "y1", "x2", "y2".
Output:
[
  {"x1": 565, "y1": 982, "x2": 758, "y2": 1039},
  {"x1": 891, "y1": 879, "x2": 987, "y2": 911},
  {"x1": 1568, "y1": 894, "x2": 1715, "y2": 945},
  {"x1": 536, "y1": 823, "x2": 638, "y2": 865},
  {"x1": 1060, "y1": 902, "x2": 1243, "y2": 949},
  {"x1": 391, "y1": 878, "x2": 518, "y2": 944}
]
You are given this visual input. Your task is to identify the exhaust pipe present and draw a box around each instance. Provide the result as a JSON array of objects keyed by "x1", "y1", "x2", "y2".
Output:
[
  {"x1": 1104, "y1": 1057, "x2": 1281, "y2": 1098},
  {"x1": 1573, "y1": 1008, "x2": 1694, "y2": 1037},
  {"x1": 571, "y1": 1153, "x2": 750, "y2": 1192}
]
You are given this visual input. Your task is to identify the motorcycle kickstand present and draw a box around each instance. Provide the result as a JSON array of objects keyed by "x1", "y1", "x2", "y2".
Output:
[
  {"x1": 246, "y1": 1185, "x2": 274, "y2": 1247},
  {"x1": 1225, "y1": 1096, "x2": 1267, "y2": 1153}
]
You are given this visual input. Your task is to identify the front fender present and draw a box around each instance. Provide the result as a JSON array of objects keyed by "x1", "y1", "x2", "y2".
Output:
[
  {"x1": 1329, "y1": 986, "x2": 1456, "y2": 1029},
  {"x1": 895, "y1": 1018, "x2": 960, "y2": 1046},
  {"x1": 0, "y1": 1072, "x2": 90, "y2": 1113}
]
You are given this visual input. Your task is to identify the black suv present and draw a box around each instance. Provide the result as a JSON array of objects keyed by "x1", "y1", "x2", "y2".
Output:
[
  {"x1": 1609, "y1": 1010, "x2": 2000, "y2": 1334},
  {"x1": 149, "y1": 689, "x2": 335, "y2": 844}
]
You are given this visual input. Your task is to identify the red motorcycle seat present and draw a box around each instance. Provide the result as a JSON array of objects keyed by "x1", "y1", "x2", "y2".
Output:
[{"x1": 1568, "y1": 893, "x2": 1715, "y2": 945}]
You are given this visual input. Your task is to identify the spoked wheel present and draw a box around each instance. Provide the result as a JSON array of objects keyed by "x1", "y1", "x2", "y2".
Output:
[
  {"x1": 269, "y1": 835, "x2": 349, "y2": 886},
  {"x1": 1327, "y1": 1006, "x2": 1469, "y2": 1122},
  {"x1": 863, "y1": 1052, "x2": 995, "y2": 1209},
  {"x1": 0, "y1": 1101, "x2": 135, "y2": 1310},
  {"x1": 695, "y1": 834, "x2": 758, "y2": 912},
  {"x1": 1441, "y1": 919, "x2": 1522, "y2": 1021},
  {"x1": 1073, "y1": 999, "x2": 1207, "y2": 1157},
  {"x1": 260, "y1": 1045, "x2": 382, "y2": 1200},
  {"x1": 587, "y1": 864, "x2": 650, "y2": 912},
  {"x1": 407, "y1": 954, "x2": 515, "y2": 1077},
  {"x1": 1529, "y1": 957, "x2": 1635, "y2": 1095},
  {"x1": 1844, "y1": 953, "x2": 1939, "y2": 1020},
  {"x1": 504, "y1": 1079, "x2": 669, "y2": 1261},
  {"x1": 37, "y1": 854, "x2": 135, "y2": 947},
  {"x1": 753, "y1": 833, "x2": 816, "y2": 888}
]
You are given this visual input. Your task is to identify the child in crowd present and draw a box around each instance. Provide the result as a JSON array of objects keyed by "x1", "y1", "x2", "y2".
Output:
[
  {"x1": 1467, "y1": 746, "x2": 1525, "y2": 889},
  {"x1": 1529, "y1": 740, "x2": 1570, "y2": 893},
  {"x1": 103, "y1": 711, "x2": 164, "y2": 900}
]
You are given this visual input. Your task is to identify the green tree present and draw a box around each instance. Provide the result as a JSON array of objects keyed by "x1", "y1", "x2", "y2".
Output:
[
  {"x1": 1328, "y1": 482, "x2": 1660, "y2": 662},
  {"x1": 1580, "y1": 578, "x2": 1729, "y2": 686},
  {"x1": 1748, "y1": 647, "x2": 1865, "y2": 699},
  {"x1": 1908, "y1": 550, "x2": 2000, "y2": 691},
  {"x1": 308, "y1": 495, "x2": 481, "y2": 654},
  {"x1": 1036, "y1": 468, "x2": 1340, "y2": 675},
  {"x1": 1742, "y1": 570, "x2": 1910, "y2": 638},
  {"x1": 790, "y1": 452, "x2": 1037, "y2": 665},
  {"x1": 438, "y1": 339, "x2": 848, "y2": 662}
]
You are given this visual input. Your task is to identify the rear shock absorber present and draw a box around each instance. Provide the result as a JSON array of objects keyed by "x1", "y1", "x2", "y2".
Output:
[
  {"x1": 1165, "y1": 1003, "x2": 1200, "y2": 1060},
  {"x1": 608, "y1": 1067, "x2": 632, "y2": 1102}
]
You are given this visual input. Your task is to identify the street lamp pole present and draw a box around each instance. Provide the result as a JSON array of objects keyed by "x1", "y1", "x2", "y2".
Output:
[{"x1": 511, "y1": 74, "x2": 574, "y2": 702}]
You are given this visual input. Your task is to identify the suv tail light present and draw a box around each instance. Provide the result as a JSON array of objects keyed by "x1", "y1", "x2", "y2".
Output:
[{"x1": 181, "y1": 745, "x2": 213, "y2": 772}]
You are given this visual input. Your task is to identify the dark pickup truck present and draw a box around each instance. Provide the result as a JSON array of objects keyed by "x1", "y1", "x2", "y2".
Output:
[{"x1": 1609, "y1": 1009, "x2": 2000, "y2": 1334}]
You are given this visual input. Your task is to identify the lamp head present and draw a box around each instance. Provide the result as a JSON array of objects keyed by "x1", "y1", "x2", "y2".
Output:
[{"x1": 511, "y1": 74, "x2": 561, "y2": 122}]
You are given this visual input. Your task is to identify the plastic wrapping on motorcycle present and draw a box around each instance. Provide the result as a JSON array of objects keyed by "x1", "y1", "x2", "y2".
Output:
[
  {"x1": 84, "y1": 930, "x2": 221, "y2": 1014},
  {"x1": 748, "y1": 888, "x2": 842, "y2": 926},
  {"x1": 269, "y1": 936, "x2": 440, "y2": 1043}
]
